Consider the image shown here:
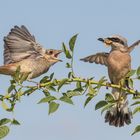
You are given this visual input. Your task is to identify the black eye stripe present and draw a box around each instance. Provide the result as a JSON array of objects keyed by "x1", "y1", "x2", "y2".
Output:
[
  {"x1": 107, "y1": 37, "x2": 125, "y2": 45},
  {"x1": 108, "y1": 37, "x2": 120, "y2": 42}
]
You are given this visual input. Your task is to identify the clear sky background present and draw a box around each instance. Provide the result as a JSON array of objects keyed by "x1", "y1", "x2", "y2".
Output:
[{"x1": 0, "y1": 0, "x2": 140, "y2": 139}]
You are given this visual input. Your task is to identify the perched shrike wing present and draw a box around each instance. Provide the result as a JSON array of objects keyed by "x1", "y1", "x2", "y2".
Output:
[
  {"x1": 128, "y1": 40, "x2": 140, "y2": 52},
  {"x1": 4, "y1": 25, "x2": 46, "y2": 64},
  {"x1": 80, "y1": 52, "x2": 109, "y2": 66}
]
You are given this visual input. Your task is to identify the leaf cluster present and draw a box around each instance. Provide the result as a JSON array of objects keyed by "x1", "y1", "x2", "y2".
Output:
[{"x1": 1, "y1": 34, "x2": 140, "y2": 138}]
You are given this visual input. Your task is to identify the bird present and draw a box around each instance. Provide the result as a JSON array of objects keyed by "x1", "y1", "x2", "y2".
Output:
[
  {"x1": 80, "y1": 35, "x2": 140, "y2": 127},
  {"x1": 0, "y1": 25, "x2": 62, "y2": 79}
]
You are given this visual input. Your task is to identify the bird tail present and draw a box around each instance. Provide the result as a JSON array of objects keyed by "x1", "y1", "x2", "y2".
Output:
[
  {"x1": 0, "y1": 65, "x2": 17, "y2": 76},
  {"x1": 104, "y1": 88, "x2": 132, "y2": 127}
]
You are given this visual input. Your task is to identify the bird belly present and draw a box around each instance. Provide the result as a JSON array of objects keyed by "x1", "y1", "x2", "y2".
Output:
[
  {"x1": 18, "y1": 58, "x2": 49, "y2": 79},
  {"x1": 107, "y1": 51, "x2": 131, "y2": 84}
]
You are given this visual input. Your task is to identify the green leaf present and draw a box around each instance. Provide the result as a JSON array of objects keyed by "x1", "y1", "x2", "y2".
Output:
[
  {"x1": 1, "y1": 101, "x2": 9, "y2": 111},
  {"x1": 11, "y1": 119, "x2": 20, "y2": 125},
  {"x1": 62, "y1": 43, "x2": 72, "y2": 59},
  {"x1": 13, "y1": 66, "x2": 21, "y2": 82},
  {"x1": 3, "y1": 94, "x2": 11, "y2": 99},
  {"x1": 69, "y1": 34, "x2": 78, "y2": 52},
  {"x1": 73, "y1": 88, "x2": 83, "y2": 92},
  {"x1": 50, "y1": 73, "x2": 54, "y2": 81},
  {"x1": 131, "y1": 101, "x2": 140, "y2": 106},
  {"x1": 88, "y1": 85, "x2": 96, "y2": 95},
  {"x1": 105, "y1": 93, "x2": 114, "y2": 102},
  {"x1": 101, "y1": 104, "x2": 114, "y2": 115},
  {"x1": 74, "y1": 82, "x2": 83, "y2": 92},
  {"x1": 66, "y1": 63, "x2": 71, "y2": 68},
  {"x1": 65, "y1": 91, "x2": 81, "y2": 98},
  {"x1": 133, "y1": 106, "x2": 140, "y2": 115},
  {"x1": 23, "y1": 88, "x2": 36, "y2": 95},
  {"x1": 128, "y1": 78, "x2": 134, "y2": 88},
  {"x1": 40, "y1": 76, "x2": 50, "y2": 83},
  {"x1": 47, "y1": 86, "x2": 56, "y2": 92},
  {"x1": 96, "y1": 76, "x2": 107, "y2": 90},
  {"x1": 43, "y1": 90, "x2": 50, "y2": 97},
  {"x1": 10, "y1": 80, "x2": 16, "y2": 85},
  {"x1": 68, "y1": 72, "x2": 73, "y2": 78},
  {"x1": 76, "y1": 82, "x2": 81, "y2": 89},
  {"x1": 0, "y1": 126, "x2": 10, "y2": 139},
  {"x1": 60, "y1": 95, "x2": 73, "y2": 105},
  {"x1": 99, "y1": 76, "x2": 107, "y2": 83},
  {"x1": 38, "y1": 96, "x2": 57, "y2": 104},
  {"x1": 53, "y1": 79, "x2": 59, "y2": 86},
  {"x1": 137, "y1": 66, "x2": 140, "y2": 76},
  {"x1": 49, "y1": 102, "x2": 59, "y2": 115},
  {"x1": 8, "y1": 85, "x2": 15, "y2": 93},
  {"x1": 127, "y1": 70, "x2": 136, "y2": 77},
  {"x1": 20, "y1": 72, "x2": 30, "y2": 83},
  {"x1": 84, "y1": 96, "x2": 93, "y2": 107},
  {"x1": 95, "y1": 100, "x2": 108, "y2": 110},
  {"x1": 0, "y1": 119, "x2": 11, "y2": 126},
  {"x1": 132, "y1": 91, "x2": 140, "y2": 99},
  {"x1": 132, "y1": 125, "x2": 140, "y2": 135},
  {"x1": 58, "y1": 79, "x2": 68, "y2": 91},
  {"x1": 137, "y1": 76, "x2": 140, "y2": 80}
]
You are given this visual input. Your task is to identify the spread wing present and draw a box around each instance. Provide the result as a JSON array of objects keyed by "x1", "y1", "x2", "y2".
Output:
[
  {"x1": 80, "y1": 52, "x2": 109, "y2": 66},
  {"x1": 3, "y1": 25, "x2": 46, "y2": 64},
  {"x1": 128, "y1": 40, "x2": 140, "y2": 52}
]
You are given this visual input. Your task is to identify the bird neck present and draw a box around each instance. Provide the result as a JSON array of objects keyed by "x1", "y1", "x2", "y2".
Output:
[{"x1": 111, "y1": 45, "x2": 129, "y2": 53}]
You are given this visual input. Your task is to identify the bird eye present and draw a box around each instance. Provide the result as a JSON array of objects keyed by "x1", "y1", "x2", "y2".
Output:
[{"x1": 48, "y1": 50, "x2": 53, "y2": 55}]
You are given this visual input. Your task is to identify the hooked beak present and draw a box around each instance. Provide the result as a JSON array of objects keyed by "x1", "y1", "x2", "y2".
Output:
[
  {"x1": 98, "y1": 37, "x2": 112, "y2": 47},
  {"x1": 98, "y1": 38, "x2": 104, "y2": 42}
]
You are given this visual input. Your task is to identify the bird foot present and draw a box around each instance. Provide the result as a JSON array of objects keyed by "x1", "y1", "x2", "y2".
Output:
[{"x1": 106, "y1": 82, "x2": 111, "y2": 89}]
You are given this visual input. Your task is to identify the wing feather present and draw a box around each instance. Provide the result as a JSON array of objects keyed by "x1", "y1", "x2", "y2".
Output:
[
  {"x1": 128, "y1": 40, "x2": 140, "y2": 52},
  {"x1": 80, "y1": 52, "x2": 109, "y2": 66},
  {"x1": 3, "y1": 25, "x2": 46, "y2": 64}
]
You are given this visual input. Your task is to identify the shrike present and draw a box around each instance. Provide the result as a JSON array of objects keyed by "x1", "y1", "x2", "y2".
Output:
[{"x1": 81, "y1": 35, "x2": 140, "y2": 127}]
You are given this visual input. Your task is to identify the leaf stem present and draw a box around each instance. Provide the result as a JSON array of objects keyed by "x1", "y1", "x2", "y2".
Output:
[
  {"x1": 71, "y1": 49, "x2": 75, "y2": 76},
  {"x1": 37, "y1": 77, "x2": 137, "y2": 95}
]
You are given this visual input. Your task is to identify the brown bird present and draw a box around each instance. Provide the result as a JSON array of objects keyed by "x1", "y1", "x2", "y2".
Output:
[
  {"x1": 0, "y1": 25, "x2": 62, "y2": 79},
  {"x1": 81, "y1": 35, "x2": 140, "y2": 127}
]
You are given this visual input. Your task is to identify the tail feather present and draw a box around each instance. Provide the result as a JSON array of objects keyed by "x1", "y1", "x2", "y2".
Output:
[
  {"x1": 104, "y1": 89, "x2": 132, "y2": 127},
  {"x1": 0, "y1": 65, "x2": 17, "y2": 75}
]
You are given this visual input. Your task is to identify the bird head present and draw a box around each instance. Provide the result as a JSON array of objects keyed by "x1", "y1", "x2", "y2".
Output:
[
  {"x1": 44, "y1": 49, "x2": 63, "y2": 65},
  {"x1": 98, "y1": 35, "x2": 128, "y2": 51}
]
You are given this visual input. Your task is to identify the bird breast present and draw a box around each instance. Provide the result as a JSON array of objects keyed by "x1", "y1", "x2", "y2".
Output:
[
  {"x1": 18, "y1": 57, "x2": 50, "y2": 79},
  {"x1": 107, "y1": 50, "x2": 131, "y2": 83}
]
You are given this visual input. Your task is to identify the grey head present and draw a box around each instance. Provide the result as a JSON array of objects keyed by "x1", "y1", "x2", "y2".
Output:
[{"x1": 98, "y1": 35, "x2": 128, "y2": 52}]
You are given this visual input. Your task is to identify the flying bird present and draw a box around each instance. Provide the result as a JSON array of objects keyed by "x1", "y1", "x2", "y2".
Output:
[
  {"x1": 81, "y1": 35, "x2": 140, "y2": 127},
  {"x1": 0, "y1": 25, "x2": 62, "y2": 79}
]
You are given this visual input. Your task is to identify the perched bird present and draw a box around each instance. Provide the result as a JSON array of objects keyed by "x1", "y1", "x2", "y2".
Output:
[
  {"x1": 0, "y1": 25, "x2": 62, "y2": 79},
  {"x1": 81, "y1": 35, "x2": 140, "y2": 127}
]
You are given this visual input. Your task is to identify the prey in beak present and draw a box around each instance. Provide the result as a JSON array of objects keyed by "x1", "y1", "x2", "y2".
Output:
[
  {"x1": 98, "y1": 37, "x2": 113, "y2": 47},
  {"x1": 46, "y1": 49, "x2": 63, "y2": 62}
]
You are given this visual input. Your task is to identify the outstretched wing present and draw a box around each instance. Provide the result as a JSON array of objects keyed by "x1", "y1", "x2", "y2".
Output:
[
  {"x1": 80, "y1": 52, "x2": 109, "y2": 66},
  {"x1": 128, "y1": 40, "x2": 140, "y2": 52},
  {"x1": 4, "y1": 25, "x2": 46, "y2": 64}
]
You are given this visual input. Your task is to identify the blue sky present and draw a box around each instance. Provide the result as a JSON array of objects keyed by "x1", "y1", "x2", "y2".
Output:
[{"x1": 0, "y1": 0, "x2": 140, "y2": 139}]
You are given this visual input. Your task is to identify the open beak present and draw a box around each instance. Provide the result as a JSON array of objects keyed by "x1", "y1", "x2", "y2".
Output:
[
  {"x1": 53, "y1": 50, "x2": 63, "y2": 62},
  {"x1": 98, "y1": 37, "x2": 112, "y2": 47}
]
